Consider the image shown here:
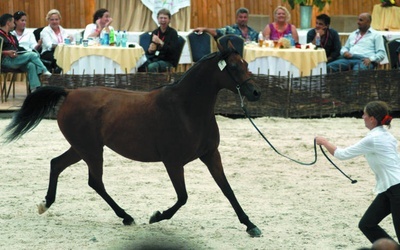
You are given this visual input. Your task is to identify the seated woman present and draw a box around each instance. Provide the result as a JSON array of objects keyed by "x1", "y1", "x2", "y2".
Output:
[
  {"x1": 40, "y1": 9, "x2": 72, "y2": 74},
  {"x1": 83, "y1": 8, "x2": 114, "y2": 39},
  {"x1": 11, "y1": 11, "x2": 42, "y2": 52},
  {"x1": 262, "y1": 6, "x2": 299, "y2": 43},
  {"x1": 0, "y1": 13, "x2": 51, "y2": 92}
]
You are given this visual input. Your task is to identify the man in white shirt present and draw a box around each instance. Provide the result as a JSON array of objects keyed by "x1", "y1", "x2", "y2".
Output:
[{"x1": 327, "y1": 13, "x2": 386, "y2": 73}]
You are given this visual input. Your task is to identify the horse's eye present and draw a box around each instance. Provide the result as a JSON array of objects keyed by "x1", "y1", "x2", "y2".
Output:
[{"x1": 229, "y1": 63, "x2": 238, "y2": 70}]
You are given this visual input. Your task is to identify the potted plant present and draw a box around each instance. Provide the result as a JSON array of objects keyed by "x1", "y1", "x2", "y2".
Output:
[
  {"x1": 283, "y1": 0, "x2": 332, "y2": 29},
  {"x1": 283, "y1": 0, "x2": 332, "y2": 11}
]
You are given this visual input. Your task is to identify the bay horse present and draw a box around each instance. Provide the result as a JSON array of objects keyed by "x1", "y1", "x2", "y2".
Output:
[{"x1": 3, "y1": 42, "x2": 262, "y2": 237}]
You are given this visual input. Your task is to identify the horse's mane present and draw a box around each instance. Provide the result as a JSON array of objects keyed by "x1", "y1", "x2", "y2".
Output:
[{"x1": 168, "y1": 48, "x2": 236, "y2": 86}]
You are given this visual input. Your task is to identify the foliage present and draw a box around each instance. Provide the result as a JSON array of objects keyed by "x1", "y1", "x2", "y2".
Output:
[
  {"x1": 380, "y1": 0, "x2": 396, "y2": 7},
  {"x1": 283, "y1": 0, "x2": 332, "y2": 11}
]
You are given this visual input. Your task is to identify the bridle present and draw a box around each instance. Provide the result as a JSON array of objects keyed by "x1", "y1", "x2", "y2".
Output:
[{"x1": 235, "y1": 87, "x2": 357, "y2": 184}]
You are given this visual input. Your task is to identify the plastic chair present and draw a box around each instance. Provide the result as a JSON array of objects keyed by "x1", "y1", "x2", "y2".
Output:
[
  {"x1": 386, "y1": 39, "x2": 400, "y2": 69},
  {"x1": 187, "y1": 32, "x2": 213, "y2": 63},
  {"x1": 172, "y1": 35, "x2": 186, "y2": 68},
  {"x1": 139, "y1": 32, "x2": 152, "y2": 53},
  {"x1": 0, "y1": 37, "x2": 29, "y2": 102},
  {"x1": 217, "y1": 34, "x2": 245, "y2": 57}
]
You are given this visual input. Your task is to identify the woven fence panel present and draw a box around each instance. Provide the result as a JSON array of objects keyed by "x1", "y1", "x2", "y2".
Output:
[{"x1": 46, "y1": 69, "x2": 400, "y2": 118}]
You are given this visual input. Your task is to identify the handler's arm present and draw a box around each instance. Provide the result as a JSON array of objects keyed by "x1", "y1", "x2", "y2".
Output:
[{"x1": 315, "y1": 136, "x2": 337, "y2": 156}]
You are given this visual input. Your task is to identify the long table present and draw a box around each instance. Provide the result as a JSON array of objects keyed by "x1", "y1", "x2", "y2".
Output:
[
  {"x1": 244, "y1": 44, "x2": 327, "y2": 77},
  {"x1": 54, "y1": 44, "x2": 146, "y2": 74}
]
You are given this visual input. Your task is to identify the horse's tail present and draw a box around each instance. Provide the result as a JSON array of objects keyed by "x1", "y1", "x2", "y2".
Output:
[{"x1": 3, "y1": 86, "x2": 68, "y2": 143}]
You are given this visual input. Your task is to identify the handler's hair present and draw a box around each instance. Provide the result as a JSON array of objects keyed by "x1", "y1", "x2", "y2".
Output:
[{"x1": 364, "y1": 101, "x2": 392, "y2": 128}]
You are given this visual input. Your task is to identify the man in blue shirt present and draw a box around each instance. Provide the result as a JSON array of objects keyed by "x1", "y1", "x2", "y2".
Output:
[
  {"x1": 194, "y1": 7, "x2": 258, "y2": 42},
  {"x1": 327, "y1": 13, "x2": 386, "y2": 73}
]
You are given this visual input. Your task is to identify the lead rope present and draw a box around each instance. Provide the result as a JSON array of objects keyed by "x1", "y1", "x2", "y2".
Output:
[{"x1": 236, "y1": 86, "x2": 357, "y2": 184}]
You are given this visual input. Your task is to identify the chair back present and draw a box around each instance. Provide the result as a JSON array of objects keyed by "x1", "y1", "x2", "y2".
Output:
[
  {"x1": 172, "y1": 35, "x2": 186, "y2": 68},
  {"x1": 386, "y1": 39, "x2": 400, "y2": 69},
  {"x1": 0, "y1": 36, "x2": 3, "y2": 69},
  {"x1": 33, "y1": 27, "x2": 44, "y2": 42},
  {"x1": 217, "y1": 34, "x2": 245, "y2": 57},
  {"x1": 187, "y1": 32, "x2": 213, "y2": 63},
  {"x1": 139, "y1": 32, "x2": 152, "y2": 53}
]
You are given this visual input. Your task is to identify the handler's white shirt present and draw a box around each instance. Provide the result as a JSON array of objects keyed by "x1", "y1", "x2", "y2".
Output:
[{"x1": 334, "y1": 126, "x2": 400, "y2": 194}]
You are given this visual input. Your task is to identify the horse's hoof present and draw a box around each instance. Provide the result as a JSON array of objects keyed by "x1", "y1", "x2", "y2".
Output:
[
  {"x1": 37, "y1": 200, "x2": 48, "y2": 214},
  {"x1": 247, "y1": 226, "x2": 262, "y2": 237},
  {"x1": 123, "y1": 215, "x2": 135, "y2": 225},
  {"x1": 149, "y1": 211, "x2": 161, "y2": 224}
]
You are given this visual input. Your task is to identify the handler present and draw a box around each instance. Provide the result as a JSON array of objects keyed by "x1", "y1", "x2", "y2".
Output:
[{"x1": 316, "y1": 101, "x2": 400, "y2": 244}]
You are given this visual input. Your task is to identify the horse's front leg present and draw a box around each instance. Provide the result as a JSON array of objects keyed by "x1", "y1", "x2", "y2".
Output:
[
  {"x1": 149, "y1": 164, "x2": 188, "y2": 224},
  {"x1": 200, "y1": 149, "x2": 262, "y2": 237},
  {"x1": 38, "y1": 147, "x2": 82, "y2": 214},
  {"x1": 85, "y1": 155, "x2": 135, "y2": 226}
]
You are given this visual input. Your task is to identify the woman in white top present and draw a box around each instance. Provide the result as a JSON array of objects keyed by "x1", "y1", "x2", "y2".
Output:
[
  {"x1": 83, "y1": 8, "x2": 113, "y2": 39},
  {"x1": 40, "y1": 9, "x2": 72, "y2": 73},
  {"x1": 11, "y1": 11, "x2": 41, "y2": 52},
  {"x1": 316, "y1": 101, "x2": 400, "y2": 244}
]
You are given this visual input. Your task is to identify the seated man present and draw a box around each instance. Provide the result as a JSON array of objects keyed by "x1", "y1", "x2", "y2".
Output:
[
  {"x1": 327, "y1": 13, "x2": 386, "y2": 73},
  {"x1": 0, "y1": 13, "x2": 51, "y2": 92},
  {"x1": 194, "y1": 7, "x2": 258, "y2": 42},
  {"x1": 307, "y1": 14, "x2": 341, "y2": 63},
  {"x1": 138, "y1": 8, "x2": 178, "y2": 72}
]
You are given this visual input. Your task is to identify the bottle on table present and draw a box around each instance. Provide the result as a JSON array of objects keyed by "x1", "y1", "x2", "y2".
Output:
[
  {"x1": 315, "y1": 32, "x2": 321, "y2": 48},
  {"x1": 115, "y1": 30, "x2": 121, "y2": 47},
  {"x1": 109, "y1": 28, "x2": 115, "y2": 46},
  {"x1": 258, "y1": 31, "x2": 264, "y2": 47},
  {"x1": 121, "y1": 30, "x2": 127, "y2": 47},
  {"x1": 101, "y1": 28, "x2": 109, "y2": 46}
]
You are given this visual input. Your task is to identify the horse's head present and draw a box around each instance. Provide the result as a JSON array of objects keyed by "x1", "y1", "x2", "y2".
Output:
[{"x1": 217, "y1": 40, "x2": 261, "y2": 102}]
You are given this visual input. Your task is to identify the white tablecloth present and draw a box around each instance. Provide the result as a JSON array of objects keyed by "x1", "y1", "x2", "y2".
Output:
[
  {"x1": 66, "y1": 54, "x2": 147, "y2": 74},
  {"x1": 248, "y1": 58, "x2": 326, "y2": 77}
]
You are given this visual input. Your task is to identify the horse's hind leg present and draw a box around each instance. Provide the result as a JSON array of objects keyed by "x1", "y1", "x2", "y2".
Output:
[
  {"x1": 200, "y1": 149, "x2": 262, "y2": 237},
  {"x1": 149, "y1": 165, "x2": 188, "y2": 224},
  {"x1": 84, "y1": 154, "x2": 134, "y2": 225},
  {"x1": 38, "y1": 147, "x2": 82, "y2": 214}
]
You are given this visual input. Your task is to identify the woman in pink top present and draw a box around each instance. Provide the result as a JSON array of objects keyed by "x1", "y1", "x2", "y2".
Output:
[{"x1": 262, "y1": 6, "x2": 299, "y2": 43}]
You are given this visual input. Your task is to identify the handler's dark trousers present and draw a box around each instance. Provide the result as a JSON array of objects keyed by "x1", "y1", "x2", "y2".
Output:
[{"x1": 359, "y1": 183, "x2": 400, "y2": 243}]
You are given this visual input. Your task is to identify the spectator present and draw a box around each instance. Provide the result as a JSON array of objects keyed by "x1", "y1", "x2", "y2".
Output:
[
  {"x1": 262, "y1": 6, "x2": 299, "y2": 43},
  {"x1": 11, "y1": 11, "x2": 41, "y2": 52},
  {"x1": 83, "y1": 8, "x2": 113, "y2": 39},
  {"x1": 0, "y1": 13, "x2": 51, "y2": 92},
  {"x1": 316, "y1": 101, "x2": 400, "y2": 245},
  {"x1": 194, "y1": 7, "x2": 258, "y2": 42},
  {"x1": 138, "y1": 8, "x2": 178, "y2": 72},
  {"x1": 307, "y1": 14, "x2": 341, "y2": 63},
  {"x1": 40, "y1": 9, "x2": 72, "y2": 74},
  {"x1": 327, "y1": 13, "x2": 386, "y2": 73}
]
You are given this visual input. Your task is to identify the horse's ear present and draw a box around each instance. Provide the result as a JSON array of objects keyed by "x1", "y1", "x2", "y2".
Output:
[
  {"x1": 217, "y1": 39, "x2": 234, "y2": 53},
  {"x1": 227, "y1": 40, "x2": 235, "y2": 50},
  {"x1": 217, "y1": 40, "x2": 224, "y2": 52}
]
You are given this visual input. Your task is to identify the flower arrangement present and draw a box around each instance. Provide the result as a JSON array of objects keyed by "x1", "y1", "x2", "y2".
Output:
[
  {"x1": 381, "y1": 0, "x2": 396, "y2": 7},
  {"x1": 278, "y1": 38, "x2": 292, "y2": 49},
  {"x1": 283, "y1": 0, "x2": 332, "y2": 11}
]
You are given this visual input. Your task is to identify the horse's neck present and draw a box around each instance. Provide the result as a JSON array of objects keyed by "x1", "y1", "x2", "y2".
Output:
[{"x1": 169, "y1": 61, "x2": 221, "y2": 113}]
